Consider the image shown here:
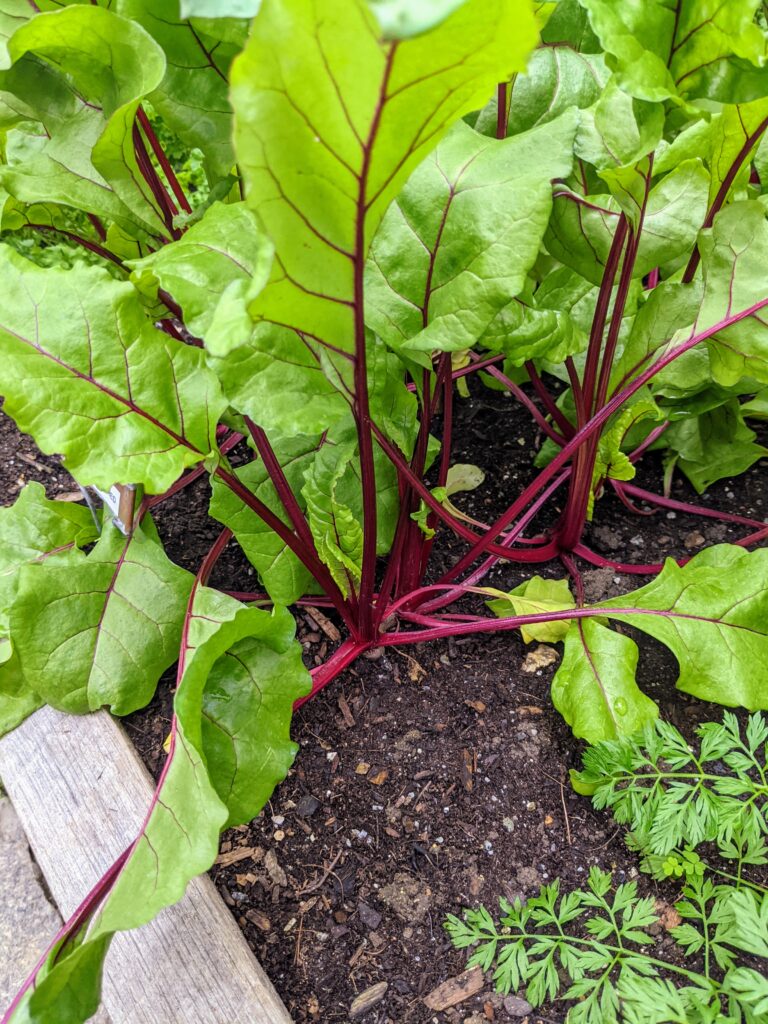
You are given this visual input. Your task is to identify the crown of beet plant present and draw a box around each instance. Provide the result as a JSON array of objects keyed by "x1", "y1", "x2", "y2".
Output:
[{"x1": 2, "y1": 1, "x2": 768, "y2": 1021}]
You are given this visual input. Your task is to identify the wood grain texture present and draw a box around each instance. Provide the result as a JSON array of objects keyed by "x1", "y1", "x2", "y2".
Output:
[{"x1": 0, "y1": 705, "x2": 293, "y2": 1024}]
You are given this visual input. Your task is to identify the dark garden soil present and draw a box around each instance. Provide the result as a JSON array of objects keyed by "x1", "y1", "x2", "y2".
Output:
[{"x1": 2, "y1": 383, "x2": 767, "y2": 1024}]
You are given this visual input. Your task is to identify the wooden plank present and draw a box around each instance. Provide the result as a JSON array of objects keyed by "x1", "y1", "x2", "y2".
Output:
[{"x1": 0, "y1": 705, "x2": 293, "y2": 1024}]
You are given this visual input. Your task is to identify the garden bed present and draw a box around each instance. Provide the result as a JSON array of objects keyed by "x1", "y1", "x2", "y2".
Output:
[{"x1": 3, "y1": 383, "x2": 765, "y2": 1023}]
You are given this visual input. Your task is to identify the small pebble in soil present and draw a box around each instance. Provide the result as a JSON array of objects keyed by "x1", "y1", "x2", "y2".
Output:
[
  {"x1": 357, "y1": 902, "x2": 382, "y2": 930},
  {"x1": 502, "y1": 816, "x2": 515, "y2": 833},
  {"x1": 503, "y1": 994, "x2": 534, "y2": 1016},
  {"x1": 295, "y1": 794, "x2": 320, "y2": 817}
]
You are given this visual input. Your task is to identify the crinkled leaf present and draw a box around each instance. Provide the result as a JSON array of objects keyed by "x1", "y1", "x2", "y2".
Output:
[
  {"x1": 302, "y1": 442, "x2": 364, "y2": 598},
  {"x1": 663, "y1": 400, "x2": 767, "y2": 493},
  {"x1": 552, "y1": 619, "x2": 658, "y2": 743},
  {"x1": 695, "y1": 201, "x2": 768, "y2": 386},
  {"x1": 579, "y1": 0, "x2": 768, "y2": 104},
  {"x1": 0, "y1": 251, "x2": 226, "y2": 492},
  {"x1": 0, "y1": 6, "x2": 168, "y2": 233},
  {"x1": 599, "y1": 545, "x2": 768, "y2": 709},
  {"x1": 487, "y1": 575, "x2": 575, "y2": 644},
  {"x1": 0, "y1": 482, "x2": 98, "y2": 620},
  {"x1": 226, "y1": 0, "x2": 538, "y2": 384},
  {"x1": 479, "y1": 289, "x2": 584, "y2": 368},
  {"x1": 202, "y1": 623, "x2": 310, "y2": 827},
  {"x1": 129, "y1": 201, "x2": 272, "y2": 337},
  {"x1": 483, "y1": 267, "x2": 597, "y2": 369},
  {"x1": 366, "y1": 112, "x2": 577, "y2": 356},
  {"x1": 11, "y1": 518, "x2": 192, "y2": 715},
  {"x1": 589, "y1": 399, "x2": 660, "y2": 516}
]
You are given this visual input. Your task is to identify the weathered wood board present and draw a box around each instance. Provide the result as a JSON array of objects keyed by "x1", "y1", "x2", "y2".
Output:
[{"x1": 0, "y1": 705, "x2": 292, "y2": 1024}]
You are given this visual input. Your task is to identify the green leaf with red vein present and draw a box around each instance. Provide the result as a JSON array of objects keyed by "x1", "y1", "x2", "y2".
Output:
[
  {"x1": 0, "y1": 640, "x2": 40, "y2": 737},
  {"x1": 0, "y1": 249, "x2": 226, "y2": 493},
  {"x1": 694, "y1": 201, "x2": 768, "y2": 387},
  {"x1": 546, "y1": 158, "x2": 708, "y2": 286},
  {"x1": 224, "y1": 0, "x2": 538, "y2": 377},
  {"x1": 500, "y1": 546, "x2": 768, "y2": 742},
  {"x1": 0, "y1": 482, "x2": 99, "y2": 622},
  {"x1": 202, "y1": 607, "x2": 310, "y2": 827},
  {"x1": 365, "y1": 111, "x2": 577, "y2": 357},
  {"x1": 8, "y1": 588, "x2": 306, "y2": 1023},
  {"x1": 597, "y1": 545, "x2": 768, "y2": 710},
  {"x1": 10, "y1": 517, "x2": 193, "y2": 715},
  {"x1": 209, "y1": 434, "x2": 325, "y2": 605},
  {"x1": 128, "y1": 200, "x2": 272, "y2": 338}
]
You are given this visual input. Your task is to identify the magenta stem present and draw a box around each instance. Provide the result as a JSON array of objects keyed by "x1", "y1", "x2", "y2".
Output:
[
  {"x1": 245, "y1": 417, "x2": 317, "y2": 553},
  {"x1": 525, "y1": 361, "x2": 574, "y2": 437},
  {"x1": 214, "y1": 467, "x2": 357, "y2": 634},
  {"x1": 137, "y1": 107, "x2": 193, "y2": 216},
  {"x1": 420, "y1": 468, "x2": 571, "y2": 612},
  {"x1": 294, "y1": 638, "x2": 371, "y2": 708},
  {"x1": 618, "y1": 481, "x2": 768, "y2": 531},
  {"x1": 482, "y1": 360, "x2": 566, "y2": 445},
  {"x1": 26, "y1": 224, "x2": 125, "y2": 269},
  {"x1": 438, "y1": 295, "x2": 768, "y2": 582}
]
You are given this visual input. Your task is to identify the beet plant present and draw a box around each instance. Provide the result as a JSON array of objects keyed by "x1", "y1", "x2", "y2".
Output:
[{"x1": 1, "y1": 0, "x2": 768, "y2": 1019}]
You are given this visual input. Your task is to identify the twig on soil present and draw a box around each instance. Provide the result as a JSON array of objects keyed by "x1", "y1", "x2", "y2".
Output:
[
  {"x1": 542, "y1": 770, "x2": 572, "y2": 846},
  {"x1": 293, "y1": 914, "x2": 304, "y2": 967},
  {"x1": 296, "y1": 849, "x2": 343, "y2": 896}
]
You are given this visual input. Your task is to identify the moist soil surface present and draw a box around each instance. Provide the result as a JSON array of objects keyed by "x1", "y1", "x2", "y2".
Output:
[{"x1": 1, "y1": 382, "x2": 767, "y2": 1024}]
